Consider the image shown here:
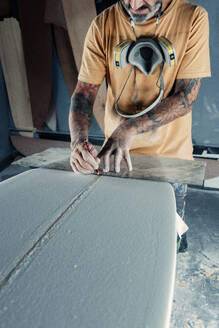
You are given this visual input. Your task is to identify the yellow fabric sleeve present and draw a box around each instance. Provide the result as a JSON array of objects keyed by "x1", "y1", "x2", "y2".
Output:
[
  {"x1": 78, "y1": 19, "x2": 106, "y2": 85},
  {"x1": 177, "y1": 7, "x2": 211, "y2": 79}
]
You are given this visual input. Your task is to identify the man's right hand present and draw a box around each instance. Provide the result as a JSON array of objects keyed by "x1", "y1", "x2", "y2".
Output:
[
  {"x1": 70, "y1": 139, "x2": 100, "y2": 174},
  {"x1": 69, "y1": 80, "x2": 101, "y2": 174}
]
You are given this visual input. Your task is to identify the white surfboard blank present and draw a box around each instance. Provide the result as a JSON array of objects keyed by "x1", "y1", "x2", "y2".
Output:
[{"x1": 0, "y1": 168, "x2": 176, "y2": 328}]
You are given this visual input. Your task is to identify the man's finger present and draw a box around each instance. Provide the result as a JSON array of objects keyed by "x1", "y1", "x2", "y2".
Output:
[
  {"x1": 82, "y1": 141, "x2": 100, "y2": 164},
  {"x1": 80, "y1": 147, "x2": 99, "y2": 169},
  {"x1": 89, "y1": 145, "x2": 100, "y2": 160},
  {"x1": 74, "y1": 159, "x2": 94, "y2": 174},
  {"x1": 97, "y1": 139, "x2": 113, "y2": 159},
  {"x1": 70, "y1": 160, "x2": 77, "y2": 173},
  {"x1": 114, "y1": 149, "x2": 123, "y2": 173},
  {"x1": 103, "y1": 152, "x2": 111, "y2": 172},
  {"x1": 124, "y1": 149, "x2": 133, "y2": 171},
  {"x1": 75, "y1": 149, "x2": 97, "y2": 171}
]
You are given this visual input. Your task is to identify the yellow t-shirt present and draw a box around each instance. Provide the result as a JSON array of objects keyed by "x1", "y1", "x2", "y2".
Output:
[{"x1": 78, "y1": 0, "x2": 211, "y2": 160}]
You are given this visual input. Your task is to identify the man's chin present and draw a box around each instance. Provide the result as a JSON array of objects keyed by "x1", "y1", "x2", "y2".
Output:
[
  {"x1": 129, "y1": 12, "x2": 155, "y2": 23},
  {"x1": 120, "y1": 0, "x2": 162, "y2": 23}
]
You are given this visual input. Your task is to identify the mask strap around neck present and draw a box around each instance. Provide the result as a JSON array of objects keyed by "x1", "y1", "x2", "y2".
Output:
[
  {"x1": 130, "y1": 18, "x2": 137, "y2": 40},
  {"x1": 155, "y1": 5, "x2": 162, "y2": 35},
  {"x1": 114, "y1": 63, "x2": 164, "y2": 119}
]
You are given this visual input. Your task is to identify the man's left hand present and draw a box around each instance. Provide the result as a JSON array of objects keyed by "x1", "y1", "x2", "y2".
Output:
[{"x1": 97, "y1": 126, "x2": 133, "y2": 173}]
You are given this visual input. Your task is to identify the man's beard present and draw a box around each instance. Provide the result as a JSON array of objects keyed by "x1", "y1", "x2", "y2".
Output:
[{"x1": 120, "y1": 0, "x2": 162, "y2": 23}]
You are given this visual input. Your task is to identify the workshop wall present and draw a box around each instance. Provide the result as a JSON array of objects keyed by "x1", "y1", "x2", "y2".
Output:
[
  {"x1": 191, "y1": 0, "x2": 219, "y2": 149},
  {"x1": 0, "y1": 63, "x2": 14, "y2": 169},
  {"x1": 52, "y1": 42, "x2": 104, "y2": 141}
]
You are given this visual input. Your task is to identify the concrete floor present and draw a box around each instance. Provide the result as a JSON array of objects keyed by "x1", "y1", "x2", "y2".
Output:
[
  {"x1": 171, "y1": 188, "x2": 219, "y2": 328},
  {"x1": 0, "y1": 164, "x2": 219, "y2": 327}
]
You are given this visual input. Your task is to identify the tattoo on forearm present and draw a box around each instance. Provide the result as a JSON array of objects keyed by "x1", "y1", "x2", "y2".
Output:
[
  {"x1": 69, "y1": 81, "x2": 100, "y2": 137},
  {"x1": 70, "y1": 81, "x2": 99, "y2": 117},
  {"x1": 125, "y1": 78, "x2": 201, "y2": 135},
  {"x1": 71, "y1": 93, "x2": 93, "y2": 118},
  {"x1": 175, "y1": 78, "x2": 201, "y2": 110}
]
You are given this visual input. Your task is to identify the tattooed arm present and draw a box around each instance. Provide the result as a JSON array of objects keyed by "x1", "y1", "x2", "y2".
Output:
[
  {"x1": 98, "y1": 78, "x2": 201, "y2": 172},
  {"x1": 69, "y1": 80, "x2": 100, "y2": 174},
  {"x1": 124, "y1": 78, "x2": 201, "y2": 134}
]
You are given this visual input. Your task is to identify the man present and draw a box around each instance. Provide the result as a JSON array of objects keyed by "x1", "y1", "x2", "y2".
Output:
[{"x1": 69, "y1": 0, "x2": 211, "y2": 251}]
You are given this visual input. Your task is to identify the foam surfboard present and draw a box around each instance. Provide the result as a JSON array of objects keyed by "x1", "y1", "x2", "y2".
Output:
[{"x1": 0, "y1": 168, "x2": 176, "y2": 328}]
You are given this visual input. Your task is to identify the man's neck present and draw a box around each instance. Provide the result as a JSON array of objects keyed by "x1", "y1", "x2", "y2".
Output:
[{"x1": 162, "y1": 0, "x2": 173, "y2": 12}]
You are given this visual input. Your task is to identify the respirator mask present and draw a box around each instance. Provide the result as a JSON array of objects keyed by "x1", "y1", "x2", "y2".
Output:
[{"x1": 113, "y1": 20, "x2": 177, "y2": 118}]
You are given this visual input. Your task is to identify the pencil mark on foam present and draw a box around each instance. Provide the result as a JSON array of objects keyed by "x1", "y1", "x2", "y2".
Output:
[{"x1": 0, "y1": 176, "x2": 101, "y2": 292}]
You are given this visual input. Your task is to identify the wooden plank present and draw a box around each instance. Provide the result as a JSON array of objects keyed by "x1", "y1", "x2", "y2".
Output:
[
  {"x1": 0, "y1": 18, "x2": 33, "y2": 137},
  {"x1": 101, "y1": 153, "x2": 206, "y2": 186},
  {"x1": 12, "y1": 147, "x2": 206, "y2": 186},
  {"x1": 195, "y1": 157, "x2": 219, "y2": 179}
]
